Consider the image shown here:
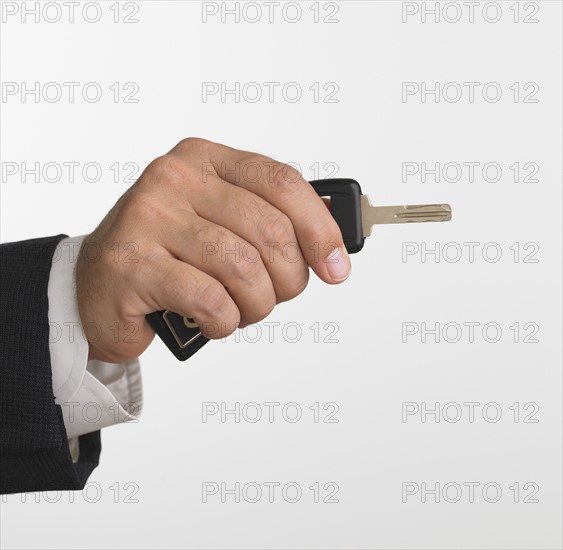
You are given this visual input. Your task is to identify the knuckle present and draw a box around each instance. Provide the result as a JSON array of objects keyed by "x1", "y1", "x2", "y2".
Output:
[
  {"x1": 242, "y1": 294, "x2": 276, "y2": 326},
  {"x1": 258, "y1": 211, "x2": 294, "y2": 245},
  {"x1": 144, "y1": 154, "x2": 188, "y2": 188},
  {"x1": 240, "y1": 243, "x2": 261, "y2": 267},
  {"x1": 270, "y1": 162, "x2": 302, "y2": 193},
  {"x1": 196, "y1": 282, "x2": 230, "y2": 319},
  {"x1": 195, "y1": 225, "x2": 233, "y2": 254},
  {"x1": 193, "y1": 223, "x2": 216, "y2": 243},
  {"x1": 230, "y1": 254, "x2": 263, "y2": 285},
  {"x1": 176, "y1": 137, "x2": 209, "y2": 153},
  {"x1": 276, "y1": 268, "x2": 310, "y2": 303}
]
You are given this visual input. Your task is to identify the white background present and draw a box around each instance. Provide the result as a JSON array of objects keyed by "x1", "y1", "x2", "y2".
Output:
[{"x1": 1, "y1": 1, "x2": 561, "y2": 548}]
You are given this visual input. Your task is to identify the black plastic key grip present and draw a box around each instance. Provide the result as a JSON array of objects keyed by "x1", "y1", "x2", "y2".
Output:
[{"x1": 146, "y1": 178, "x2": 364, "y2": 361}]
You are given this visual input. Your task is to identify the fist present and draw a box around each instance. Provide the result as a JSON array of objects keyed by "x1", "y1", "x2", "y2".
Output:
[{"x1": 76, "y1": 138, "x2": 351, "y2": 363}]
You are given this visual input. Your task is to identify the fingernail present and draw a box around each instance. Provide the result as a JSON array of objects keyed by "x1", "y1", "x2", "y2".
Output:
[{"x1": 326, "y1": 247, "x2": 351, "y2": 282}]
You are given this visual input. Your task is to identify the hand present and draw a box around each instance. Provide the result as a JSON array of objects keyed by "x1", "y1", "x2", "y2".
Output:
[{"x1": 76, "y1": 138, "x2": 351, "y2": 363}]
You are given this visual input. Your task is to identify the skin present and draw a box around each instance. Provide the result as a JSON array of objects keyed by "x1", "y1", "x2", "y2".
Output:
[{"x1": 76, "y1": 138, "x2": 351, "y2": 364}]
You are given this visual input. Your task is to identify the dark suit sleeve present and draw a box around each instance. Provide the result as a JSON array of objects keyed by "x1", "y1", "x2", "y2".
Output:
[{"x1": 0, "y1": 235, "x2": 101, "y2": 494}]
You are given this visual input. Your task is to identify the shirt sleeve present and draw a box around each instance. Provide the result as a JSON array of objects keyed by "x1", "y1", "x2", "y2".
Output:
[{"x1": 47, "y1": 236, "x2": 143, "y2": 440}]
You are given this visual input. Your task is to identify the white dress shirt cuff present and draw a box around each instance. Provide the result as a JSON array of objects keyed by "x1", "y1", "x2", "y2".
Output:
[{"x1": 47, "y1": 235, "x2": 143, "y2": 440}]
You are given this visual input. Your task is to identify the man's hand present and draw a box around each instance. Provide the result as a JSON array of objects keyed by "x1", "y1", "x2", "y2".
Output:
[{"x1": 76, "y1": 138, "x2": 351, "y2": 363}]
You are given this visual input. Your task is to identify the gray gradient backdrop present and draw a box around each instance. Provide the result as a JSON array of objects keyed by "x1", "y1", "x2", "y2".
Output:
[{"x1": 1, "y1": 1, "x2": 561, "y2": 548}]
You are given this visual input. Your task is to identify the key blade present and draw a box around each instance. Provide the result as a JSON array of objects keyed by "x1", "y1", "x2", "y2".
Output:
[{"x1": 361, "y1": 195, "x2": 452, "y2": 237}]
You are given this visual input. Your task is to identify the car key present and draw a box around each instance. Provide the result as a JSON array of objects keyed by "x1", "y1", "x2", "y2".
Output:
[{"x1": 145, "y1": 178, "x2": 452, "y2": 360}]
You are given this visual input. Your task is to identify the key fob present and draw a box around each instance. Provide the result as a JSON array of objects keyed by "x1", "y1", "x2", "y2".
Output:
[
  {"x1": 146, "y1": 178, "x2": 363, "y2": 361},
  {"x1": 145, "y1": 310, "x2": 209, "y2": 361},
  {"x1": 309, "y1": 178, "x2": 365, "y2": 254}
]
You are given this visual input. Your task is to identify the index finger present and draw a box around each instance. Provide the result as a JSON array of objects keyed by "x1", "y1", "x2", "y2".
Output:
[{"x1": 179, "y1": 139, "x2": 351, "y2": 284}]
